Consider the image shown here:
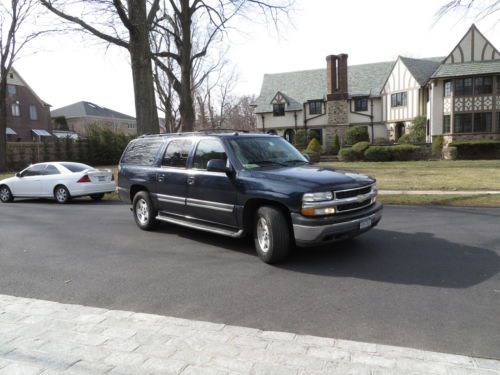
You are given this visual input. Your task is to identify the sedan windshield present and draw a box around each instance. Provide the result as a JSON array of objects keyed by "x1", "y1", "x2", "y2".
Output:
[{"x1": 228, "y1": 137, "x2": 308, "y2": 169}]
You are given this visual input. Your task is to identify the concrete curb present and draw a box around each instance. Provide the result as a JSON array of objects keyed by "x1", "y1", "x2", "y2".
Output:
[
  {"x1": 379, "y1": 190, "x2": 500, "y2": 196},
  {"x1": 1, "y1": 294, "x2": 499, "y2": 374}
]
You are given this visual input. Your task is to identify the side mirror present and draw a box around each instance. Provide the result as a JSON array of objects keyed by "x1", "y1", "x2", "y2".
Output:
[
  {"x1": 207, "y1": 159, "x2": 232, "y2": 174},
  {"x1": 302, "y1": 153, "x2": 311, "y2": 162},
  {"x1": 16, "y1": 172, "x2": 22, "y2": 178}
]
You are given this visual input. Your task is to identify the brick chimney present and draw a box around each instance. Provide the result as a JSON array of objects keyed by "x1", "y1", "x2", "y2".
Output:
[{"x1": 326, "y1": 54, "x2": 348, "y2": 101}]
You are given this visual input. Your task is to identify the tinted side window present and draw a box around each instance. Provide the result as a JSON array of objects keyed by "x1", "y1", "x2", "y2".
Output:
[
  {"x1": 193, "y1": 139, "x2": 227, "y2": 170},
  {"x1": 162, "y1": 139, "x2": 193, "y2": 168},
  {"x1": 121, "y1": 139, "x2": 163, "y2": 166},
  {"x1": 44, "y1": 165, "x2": 60, "y2": 175},
  {"x1": 21, "y1": 165, "x2": 46, "y2": 177}
]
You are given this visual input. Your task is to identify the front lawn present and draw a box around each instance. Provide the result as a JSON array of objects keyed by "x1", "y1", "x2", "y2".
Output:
[{"x1": 320, "y1": 160, "x2": 500, "y2": 191}]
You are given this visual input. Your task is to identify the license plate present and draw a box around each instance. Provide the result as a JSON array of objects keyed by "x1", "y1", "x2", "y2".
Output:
[
  {"x1": 98, "y1": 176, "x2": 105, "y2": 182},
  {"x1": 359, "y1": 218, "x2": 372, "y2": 230}
]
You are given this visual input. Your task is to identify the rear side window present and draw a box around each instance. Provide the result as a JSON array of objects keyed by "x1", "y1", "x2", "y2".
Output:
[
  {"x1": 44, "y1": 165, "x2": 60, "y2": 175},
  {"x1": 162, "y1": 139, "x2": 193, "y2": 168},
  {"x1": 121, "y1": 139, "x2": 163, "y2": 166},
  {"x1": 60, "y1": 163, "x2": 92, "y2": 172}
]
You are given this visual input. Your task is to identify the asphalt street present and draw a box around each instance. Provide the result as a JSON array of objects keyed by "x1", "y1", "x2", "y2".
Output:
[{"x1": 0, "y1": 200, "x2": 499, "y2": 360}]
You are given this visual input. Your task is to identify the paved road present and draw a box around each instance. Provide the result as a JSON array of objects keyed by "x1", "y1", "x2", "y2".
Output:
[{"x1": 0, "y1": 200, "x2": 499, "y2": 360}]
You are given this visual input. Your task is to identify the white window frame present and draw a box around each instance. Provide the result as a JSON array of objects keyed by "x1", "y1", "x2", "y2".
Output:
[{"x1": 29, "y1": 105, "x2": 38, "y2": 121}]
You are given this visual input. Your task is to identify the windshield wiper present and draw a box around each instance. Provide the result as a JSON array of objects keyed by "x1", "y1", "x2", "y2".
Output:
[
  {"x1": 283, "y1": 159, "x2": 308, "y2": 165},
  {"x1": 248, "y1": 160, "x2": 287, "y2": 167}
]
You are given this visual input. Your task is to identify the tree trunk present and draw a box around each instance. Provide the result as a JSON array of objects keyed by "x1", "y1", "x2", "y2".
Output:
[
  {"x1": 128, "y1": 0, "x2": 159, "y2": 135},
  {"x1": 178, "y1": 0, "x2": 195, "y2": 132},
  {"x1": 0, "y1": 71, "x2": 8, "y2": 172}
]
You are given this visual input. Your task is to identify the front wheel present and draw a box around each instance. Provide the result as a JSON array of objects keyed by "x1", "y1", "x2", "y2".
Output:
[
  {"x1": 90, "y1": 193, "x2": 105, "y2": 201},
  {"x1": 254, "y1": 206, "x2": 291, "y2": 264},
  {"x1": 132, "y1": 191, "x2": 158, "y2": 231},
  {"x1": 0, "y1": 185, "x2": 14, "y2": 203},
  {"x1": 54, "y1": 185, "x2": 71, "y2": 204}
]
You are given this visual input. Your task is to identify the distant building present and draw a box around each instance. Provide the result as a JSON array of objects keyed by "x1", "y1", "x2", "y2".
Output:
[
  {"x1": 5, "y1": 68, "x2": 52, "y2": 142},
  {"x1": 253, "y1": 24, "x2": 500, "y2": 147},
  {"x1": 51, "y1": 101, "x2": 137, "y2": 136}
]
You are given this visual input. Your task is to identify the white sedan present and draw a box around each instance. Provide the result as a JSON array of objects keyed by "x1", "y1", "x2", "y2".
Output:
[{"x1": 0, "y1": 162, "x2": 115, "y2": 204}]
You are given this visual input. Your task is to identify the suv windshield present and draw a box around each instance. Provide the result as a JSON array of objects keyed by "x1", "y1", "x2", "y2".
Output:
[{"x1": 228, "y1": 137, "x2": 307, "y2": 169}]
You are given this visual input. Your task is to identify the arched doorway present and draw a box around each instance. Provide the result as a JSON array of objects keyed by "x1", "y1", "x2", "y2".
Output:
[
  {"x1": 395, "y1": 122, "x2": 405, "y2": 141},
  {"x1": 284, "y1": 129, "x2": 295, "y2": 143}
]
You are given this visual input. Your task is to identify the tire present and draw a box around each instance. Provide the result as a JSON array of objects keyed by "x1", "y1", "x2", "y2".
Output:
[
  {"x1": 254, "y1": 206, "x2": 291, "y2": 264},
  {"x1": 90, "y1": 193, "x2": 105, "y2": 201},
  {"x1": 54, "y1": 185, "x2": 71, "y2": 204},
  {"x1": 0, "y1": 185, "x2": 14, "y2": 203},
  {"x1": 132, "y1": 191, "x2": 158, "y2": 231}
]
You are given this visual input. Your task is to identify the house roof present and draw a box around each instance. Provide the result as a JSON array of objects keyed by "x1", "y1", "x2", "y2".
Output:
[
  {"x1": 399, "y1": 57, "x2": 443, "y2": 86},
  {"x1": 51, "y1": 101, "x2": 135, "y2": 121},
  {"x1": 254, "y1": 61, "x2": 394, "y2": 113},
  {"x1": 431, "y1": 60, "x2": 500, "y2": 78}
]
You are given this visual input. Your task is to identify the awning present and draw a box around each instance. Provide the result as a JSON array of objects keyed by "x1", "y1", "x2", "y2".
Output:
[
  {"x1": 6, "y1": 128, "x2": 16, "y2": 135},
  {"x1": 31, "y1": 129, "x2": 52, "y2": 137},
  {"x1": 53, "y1": 132, "x2": 79, "y2": 140}
]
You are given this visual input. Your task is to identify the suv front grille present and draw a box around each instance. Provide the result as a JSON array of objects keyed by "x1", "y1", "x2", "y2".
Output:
[
  {"x1": 336, "y1": 199, "x2": 372, "y2": 212},
  {"x1": 334, "y1": 185, "x2": 372, "y2": 200}
]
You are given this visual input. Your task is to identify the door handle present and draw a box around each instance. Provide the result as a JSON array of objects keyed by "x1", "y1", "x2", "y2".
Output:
[
  {"x1": 157, "y1": 173, "x2": 166, "y2": 182},
  {"x1": 187, "y1": 176, "x2": 195, "y2": 185}
]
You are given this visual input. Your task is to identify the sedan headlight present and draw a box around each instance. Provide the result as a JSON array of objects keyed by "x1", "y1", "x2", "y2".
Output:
[{"x1": 302, "y1": 191, "x2": 333, "y2": 202}]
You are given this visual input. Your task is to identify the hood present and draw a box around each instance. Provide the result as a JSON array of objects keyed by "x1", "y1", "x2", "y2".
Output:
[
  {"x1": 0, "y1": 176, "x2": 16, "y2": 185},
  {"x1": 247, "y1": 165, "x2": 374, "y2": 191}
]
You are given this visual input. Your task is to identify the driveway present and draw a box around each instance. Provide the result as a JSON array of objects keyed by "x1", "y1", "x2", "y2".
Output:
[{"x1": 0, "y1": 201, "x2": 499, "y2": 360}]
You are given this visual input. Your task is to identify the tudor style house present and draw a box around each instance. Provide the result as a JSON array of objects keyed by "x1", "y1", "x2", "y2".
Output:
[
  {"x1": 252, "y1": 24, "x2": 499, "y2": 148},
  {"x1": 51, "y1": 101, "x2": 137, "y2": 137},
  {"x1": 4, "y1": 68, "x2": 52, "y2": 142}
]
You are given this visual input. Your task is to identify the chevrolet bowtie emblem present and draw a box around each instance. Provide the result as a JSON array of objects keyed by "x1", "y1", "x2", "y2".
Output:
[{"x1": 357, "y1": 194, "x2": 368, "y2": 202}]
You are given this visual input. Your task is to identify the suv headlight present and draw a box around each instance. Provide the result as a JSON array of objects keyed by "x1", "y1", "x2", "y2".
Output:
[
  {"x1": 302, "y1": 191, "x2": 335, "y2": 216},
  {"x1": 302, "y1": 192, "x2": 333, "y2": 202}
]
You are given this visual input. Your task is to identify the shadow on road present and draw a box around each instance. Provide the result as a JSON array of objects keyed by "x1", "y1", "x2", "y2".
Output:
[
  {"x1": 282, "y1": 229, "x2": 500, "y2": 289},
  {"x1": 10, "y1": 198, "x2": 122, "y2": 205}
]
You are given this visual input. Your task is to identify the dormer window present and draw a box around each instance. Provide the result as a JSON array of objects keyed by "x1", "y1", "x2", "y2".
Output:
[
  {"x1": 273, "y1": 103, "x2": 285, "y2": 117},
  {"x1": 354, "y1": 98, "x2": 368, "y2": 111}
]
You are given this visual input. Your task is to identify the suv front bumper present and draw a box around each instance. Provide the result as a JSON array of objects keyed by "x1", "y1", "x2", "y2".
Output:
[{"x1": 292, "y1": 202, "x2": 383, "y2": 246}]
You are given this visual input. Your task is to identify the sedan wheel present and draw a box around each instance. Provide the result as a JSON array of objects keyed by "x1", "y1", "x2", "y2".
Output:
[
  {"x1": 54, "y1": 186, "x2": 71, "y2": 204},
  {"x1": 0, "y1": 186, "x2": 14, "y2": 203}
]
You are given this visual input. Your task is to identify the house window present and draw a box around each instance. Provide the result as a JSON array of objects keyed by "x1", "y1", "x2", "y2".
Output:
[
  {"x1": 11, "y1": 102, "x2": 20, "y2": 117},
  {"x1": 7, "y1": 84, "x2": 16, "y2": 95},
  {"x1": 454, "y1": 113, "x2": 473, "y2": 133},
  {"x1": 474, "y1": 76, "x2": 493, "y2": 95},
  {"x1": 354, "y1": 98, "x2": 368, "y2": 111},
  {"x1": 390, "y1": 92, "x2": 407, "y2": 107},
  {"x1": 455, "y1": 78, "x2": 473, "y2": 96},
  {"x1": 473, "y1": 112, "x2": 492, "y2": 133},
  {"x1": 497, "y1": 76, "x2": 500, "y2": 94},
  {"x1": 29, "y1": 105, "x2": 38, "y2": 120},
  {"x1": 309, "y1": 101, "x2": 322, "y2": 115},
  {"x1": 273, "y1": 103, "x2": 285, "y2": 117},
  {"x1": 444, "y1": 80, "x2": 452, "y2": 97},
  {"x1": 443, "y1": 115, "x2": 451, "y2": 133}
]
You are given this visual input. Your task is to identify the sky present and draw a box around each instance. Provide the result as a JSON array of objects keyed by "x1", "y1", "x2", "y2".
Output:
[{"x1": 14, "y1": 0, "x2": 500, "y2": 117}]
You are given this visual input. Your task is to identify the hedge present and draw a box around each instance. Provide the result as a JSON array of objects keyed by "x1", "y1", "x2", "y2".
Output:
[
  {"x1": 338, "y1": 147, "x2": 358, "y2": 161},
  {"x1": 449, "y1": 140, "x2": 500, "y2": 160},
  {"x1": 346, "y1": 126, "x2": 369, "y2": 145},
  {"x1": 364, "y1": 145, "x2": 421, "y2": 162}
]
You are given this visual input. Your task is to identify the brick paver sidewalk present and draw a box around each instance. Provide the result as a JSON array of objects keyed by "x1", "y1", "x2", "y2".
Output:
[{"x1": 0, "y1": 294, "x2": 499, "y2": 375}]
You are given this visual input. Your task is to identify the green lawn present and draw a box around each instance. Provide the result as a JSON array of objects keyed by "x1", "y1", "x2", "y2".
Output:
[
  {"x1": 320, "y1": 160, "x2": 500, "y2": 191},
  {"x1": 379, "y1": 194, "x2": 500, "y2": 207}
]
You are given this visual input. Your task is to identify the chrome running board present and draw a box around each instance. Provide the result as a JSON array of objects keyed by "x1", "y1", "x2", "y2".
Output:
[{"x1": 156, "y1": 213, "x2": 244, "y2": 238}]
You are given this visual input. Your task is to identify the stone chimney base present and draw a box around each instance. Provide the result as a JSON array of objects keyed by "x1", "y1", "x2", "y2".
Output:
[{"x1": 326, "y1": 101, "x2": 349, "y2": 145}]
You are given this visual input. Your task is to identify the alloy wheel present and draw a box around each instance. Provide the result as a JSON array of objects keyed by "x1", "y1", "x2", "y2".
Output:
[
  {"x1": 136, "y1": 198, "x2": 149, "y2": 225},
  {"x1": 256, "y1": 217, "x2": 270, "y2": 253}
]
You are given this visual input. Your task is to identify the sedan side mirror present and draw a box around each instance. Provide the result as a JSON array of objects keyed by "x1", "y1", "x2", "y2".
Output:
[
  {"x1": 16, "y1": 172, "x2": 22, "y2": 178},
  {"x1": 207, "y1": 159, "x2": 232, "y2": 174}
]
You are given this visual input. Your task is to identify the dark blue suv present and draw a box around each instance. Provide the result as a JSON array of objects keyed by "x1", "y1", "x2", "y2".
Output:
[{"x1": 118, "y1": 132, "x2": 383, "y2": 263}]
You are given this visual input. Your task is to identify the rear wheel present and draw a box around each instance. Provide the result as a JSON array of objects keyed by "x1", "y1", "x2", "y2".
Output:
[
  {"x1": 132, "y1": 191, "x2": 158, "y2": 231},
  {"x1": 54, "y1": 185, "x2": 71, "y2": 204},
  {"x1": 90, "y1": 193, "x2": 105, "y2": 201},
  {"x1": 254, "y1": 206, "x2": 291, "y2": 264},
  {"x1": 0, "y1": 185, "x2": 14, "y2": 203}
]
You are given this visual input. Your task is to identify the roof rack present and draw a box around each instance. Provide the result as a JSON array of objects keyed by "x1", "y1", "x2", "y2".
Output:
[{"x1": 139, "y1": 128, "x2": 253, "y2": 138}]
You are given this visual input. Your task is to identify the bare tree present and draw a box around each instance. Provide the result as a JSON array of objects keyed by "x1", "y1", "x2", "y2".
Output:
[
  {"x1": 437, "y1": 0, "x2": 499, "y2": 22},
  {"x1": 41, "y1": 0, "x2": 161, "y2": 135},
  {"x1": 152, "y1": 0, "x2": 293, "y2": 132},
  {"x1": 224, "y1": 94, "x2": 256, "y2": 131},
  {"x1": 0, "y1": 0, "x2": 44, "y2": 172}
]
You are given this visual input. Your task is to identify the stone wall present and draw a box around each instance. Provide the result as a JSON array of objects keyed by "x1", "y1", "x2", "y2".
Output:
[{"x1": 326, "y1": 100, "x2": 349, "y2": 145}]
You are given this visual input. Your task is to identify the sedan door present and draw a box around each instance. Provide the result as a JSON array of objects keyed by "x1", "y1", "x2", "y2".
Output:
[
  {"x1": 155, "y1": 139, "x2": 194, "y2": 216},
  {"x1": 12, "y1": 165, "x2": 46, "y2": 196},
  {"x1": 186, "y1": 138, "x2": 238, "y2": 229}
]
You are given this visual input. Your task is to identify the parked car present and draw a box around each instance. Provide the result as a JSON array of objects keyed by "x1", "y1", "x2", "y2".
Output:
[
  {"x1": 0, "y1": 162, "x2": 115, "y2": 204},
  {"x1": 117, "y1": 132, "x2": 383, "y2": 264}
]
